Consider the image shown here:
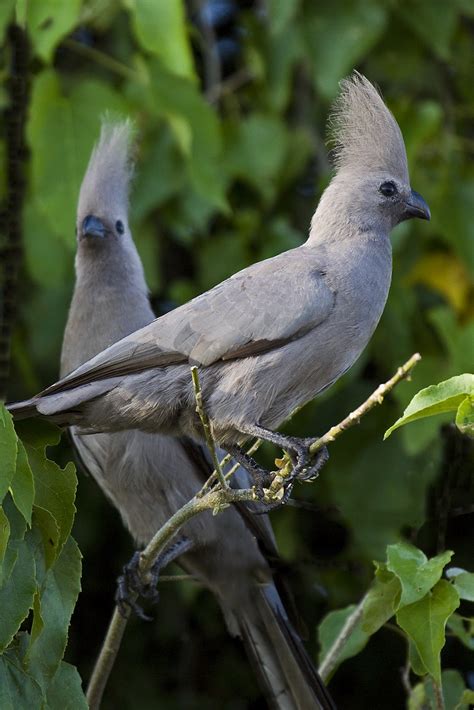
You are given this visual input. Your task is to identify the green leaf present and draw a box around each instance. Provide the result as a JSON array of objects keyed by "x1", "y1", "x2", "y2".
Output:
[
  {"x1": 459, "y1": 689, "x2": 474, "y2": 707},
  {"x1": 451, "y1": 572, "x2": 474, "y2": 602},
  {"x1": 0, "y1": 529, "x2": 36, "y2": 652},
  {"x1": 304, "y1": 0, "x2": 387, "y2": 98},
  {"x1": 407, "y1": 681, "x2": 426, "y2": 710},
  {"x1": 28, "y1": 71, "x2": 127, "y2": 243},
  {"x1": 397, "y1": 580, "x2": 460, "y2": 683},
  {"x1": 127, "y1": 0, "x2": 194, "y2": 79},
  {"x1": 26, "y1": 445, "x2": 76, "y2": 555},
  {"x1": 362, "y1": 563, "x2": 401, "y2": 634},
  {"x1": 384, "y1": 375, "x2": 474, "y2": 439},
  {"x1": 268, "y1": 0, "x2": 300, "y2": 35},
  {"x1": 439, "y1": 669, "x2": 468, "y2": 710},
  {"x1": 26, "y1": 538, "x2": 82, "y2": 691},
  {"x1": 33, "y1": 506, "x2": 60, "y2": 573},
  {"x1": 26, "y1": 0, "x2": 81, "y2": 62},
  {"x1": 397, "y1": 0, "x2": 458, "y2": 61},
  {"x1": 446, "y1": 613, "x2": 474, "y2": 650},
  {"x1": 0, "y1": 651, "x2": 44, "y2": 710},
  {"x1": 9, "y1": 441, "x2": 35, "y2": 525},
  {"x1": 0, "y1": 507, "x2": 10, "y2": 563},
  {"x1": 386, "y1": 542, "x2": 453, "y2": 607},
  {"x1": 0, "y1": 0, "x2": 15, "y2": 40},
  {"x1": 46, "y1": 661, "x2": 87, "y2": 709},
  {"x1": 0, "y1": 404, "x2": 18, "y2": 504},
  {"x1": 15, "y1": 419, "x2": 61, "y2": 451},
  {"x1": 455, "y1": 396, "x2": 474, "y2": 436},
  {"x1": 318, "y1": 604, "x2": 370, "y2": 676},
  {"x1": 0, "y1": 495, "x2": 27, "y2": 585}
]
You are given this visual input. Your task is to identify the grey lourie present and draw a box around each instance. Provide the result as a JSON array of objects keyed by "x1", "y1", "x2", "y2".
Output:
[
  {"x1": 49, "y1": 121, "x2": 336, "y2": 708},
  {"x1": 10, "y1": 73, "x2": 430, "y2": 484}
]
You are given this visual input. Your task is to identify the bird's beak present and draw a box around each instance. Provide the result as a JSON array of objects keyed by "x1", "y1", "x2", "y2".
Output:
[
  {"x1": 402, "y1": 190, "x2": 431, "y2": 221},
  {"x1": 81, "y1": 215, "x2": 107, "y2": 239}
]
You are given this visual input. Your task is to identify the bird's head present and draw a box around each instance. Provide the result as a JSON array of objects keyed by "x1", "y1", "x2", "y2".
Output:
[
  {"x1": 76, "y1": 120, "x2": 135, "y2": 249},
  {"x1": 318, "y1": 73, "x2": 430, "y2": 235}
]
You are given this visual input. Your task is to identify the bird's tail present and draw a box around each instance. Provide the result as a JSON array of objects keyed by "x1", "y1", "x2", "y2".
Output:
[
  {"x1": 6, "y1": 398, "x2": 39, "y2": 420},
  {"x1": 236, "y1": 583, "x2": 335, "y2": 710}
]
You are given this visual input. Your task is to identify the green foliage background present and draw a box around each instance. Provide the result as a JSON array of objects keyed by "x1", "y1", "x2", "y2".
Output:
[{"x1": 1, "y1": 0, "x2": 473, "y2": 708}]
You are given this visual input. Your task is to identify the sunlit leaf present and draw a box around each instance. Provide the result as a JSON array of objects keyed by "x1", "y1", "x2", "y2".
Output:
[
  {"x1": 386, "y1": 542, "x2": 453, "y2": 607},
  {"x1": 385, "y1": 375, "x2": 474, "y2": 439},
  {"x1": 397, "y1": 580, "x2": 460, "y2": 683},
  {"x1": 26, "y1": 0, "x2": 81, "y2": 62},
  {"x1": 455, "y1": 396, "x2": 474, "y2": 436},
  {"x1": 127, "y1": 0, "x2": 194, "y2": 79}
]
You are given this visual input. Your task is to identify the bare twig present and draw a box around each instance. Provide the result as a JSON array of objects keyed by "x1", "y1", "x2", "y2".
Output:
[
  {"x1": 86, "y1": 353, "x2": 422, "y2": 706},
  {"x1": 191, "y1": 366, "x2": 228, "y2": 488},
  {"x1": 433, "y1": 679, "x2": 445, "y2": 710},
  {"x1": 318, "y1": 594, "x2": 367, "y2": 683}
]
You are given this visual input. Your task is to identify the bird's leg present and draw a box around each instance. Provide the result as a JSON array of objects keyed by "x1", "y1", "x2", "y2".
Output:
[
  {"x1": 225, "y1": 445, "x2": 273, "y2": 500},
  {"x1": 240, "y1": 423, "x2": 329, "y2": 483},
  {"x1": 116, "y1": 537, "x2": 193, "y2": 620}
]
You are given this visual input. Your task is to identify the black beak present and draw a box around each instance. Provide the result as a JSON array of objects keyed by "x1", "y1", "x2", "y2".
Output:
[
  {"x1": 82, "y1": 215, "x2": 107, "y2": 238},
  {"x1": 403, "y1": 190, "x2": 431, "y2": 221}
]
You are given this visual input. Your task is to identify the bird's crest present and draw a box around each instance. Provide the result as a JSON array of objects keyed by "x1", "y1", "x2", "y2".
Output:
[
  {"x1": 328, "y1": 72, "x2": 409, "y2": 183},
  {"x1": 78, "y1": 118, "x2": 136, "y2": 219}
]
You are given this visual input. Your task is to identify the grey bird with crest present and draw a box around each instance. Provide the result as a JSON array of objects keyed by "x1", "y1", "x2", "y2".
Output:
[
  {"x1": 11, "y1": 73, "x2": 430, "y2": 497},
  {"x1": 54, "y1": 121, "x2": 337, "y2": 709}
]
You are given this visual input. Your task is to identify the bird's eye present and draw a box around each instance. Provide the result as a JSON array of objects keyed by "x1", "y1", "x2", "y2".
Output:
[
  {"x1": 115, "y1": 220, "x2": 124, "y2": 234},
  {"x1": 379, "y1": 181, "x2": 397, "y2": 197}
]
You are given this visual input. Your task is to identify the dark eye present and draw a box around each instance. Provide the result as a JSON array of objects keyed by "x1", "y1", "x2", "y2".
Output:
[
  {"x1": 115, "y1": 220, "x2": 124, "y2": 234},
  {"x1": 379, "y1": 181, "x2": 397, "y2": 197}
]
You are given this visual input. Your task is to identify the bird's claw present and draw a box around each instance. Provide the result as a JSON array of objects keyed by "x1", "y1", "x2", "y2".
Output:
[{"x1": 115, "y1": 537, "x2": 193, "y2": 620}]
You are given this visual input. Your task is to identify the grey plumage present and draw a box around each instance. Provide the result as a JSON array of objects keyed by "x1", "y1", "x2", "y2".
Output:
[
  {"x1": 56, "y1": 122, "x2": 336, "y2": 709},
  {"x1": 11, "y1": 74, "x2": 429, "y2": 452}
]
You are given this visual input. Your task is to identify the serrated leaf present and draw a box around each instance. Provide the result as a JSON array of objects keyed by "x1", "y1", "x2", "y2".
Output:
[
  {"x1": 25, "y1": 0, "x2": 81, "y2": 62},
  {"x1": 46, "y1": 661, "x2": 87, "y2": 709},
  {"x1": 397, "y1": 580, "x2": 460, "y2": 683},
  {"x1": 385, "y1": 375, "x2": 474, "y2": 439},
  {"x1": 455, "y1": 396, "x2": 474, "y2": 436},
  {"x1": 318, "y1": 604, "x2": 370, "y2": 676},
  {"x1": 0, "y1": 404, "x2": 18, "y2": 504},
  {"x1": 0, "y1": 507, "x2": 10, "y2": 563},
  {"x1": 9, "y1": 441, "x2": 35, "y2": 525},
  {"x1": 386, "y1": 542, "x2": 453, "y2": 607},
  {"x1": 0, "y1": 529, "x2": 36, "y2": 652},
  {"x1": 25, "y1": 445, "x2": 76, "y2": 554},
  {"x1": 0, "y1": 496, "x2": 27, "y2": 586},
  {"x1": 26, "y1": 538, "x2": 82, "y2": 691},
  {"x1": 15, "y1": 419, "x2": 62, "y2": 452},
  {"x1": 32, "y1": 506, "x2": 60, "y2": 572},
  {"x1": 127, "y1": 0, "x2": 194, "y2": 79},
  {"x1": 362, "y1": 563, "x2": 401, "y2": 634},
  {"x1": 0, "y1": 651, "x2": 44, "y2": 710},
  {"x1": 451, "y1": 572, "x2": 474, "y2": 602}
]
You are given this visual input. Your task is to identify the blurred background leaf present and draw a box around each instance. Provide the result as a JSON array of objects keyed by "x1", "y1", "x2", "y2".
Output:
[{"x1": 1, "y1": 0, "x2": 473, "y2": 707}]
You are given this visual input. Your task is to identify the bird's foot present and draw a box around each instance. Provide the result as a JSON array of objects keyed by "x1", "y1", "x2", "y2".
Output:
[
  {"x1": 226, "y1": 445, "x2": 273, "y2": 500},
  {"x1": 115, "y1": 537, "x2": 193, "y2": 620}
]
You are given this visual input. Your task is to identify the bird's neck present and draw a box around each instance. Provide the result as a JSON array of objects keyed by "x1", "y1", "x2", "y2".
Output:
[{"x1": 61, "y1": 240, "x2": 154, "y2": 376}]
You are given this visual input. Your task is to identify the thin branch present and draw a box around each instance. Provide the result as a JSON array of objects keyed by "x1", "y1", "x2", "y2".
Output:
[
  {"x1": 62, "y1": 38, "x2": 140, "y2": 82},
  {"x1": 267, "y1": 353, "x2": 421, "y2": 499},
  {"x1": 191, "y1": 366, "x2": 228, "y2": 489},
  {"x1": 433, "y1": 678, "x2": 445, "y2": 710},
  {"x1": 318, "y1": 594, "x2": 367, "y2": 683},
  {"x1": 87, "y1": 353, "x2": 422, "y2": 705}
]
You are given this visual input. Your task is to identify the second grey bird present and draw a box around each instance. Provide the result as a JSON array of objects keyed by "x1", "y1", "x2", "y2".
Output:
[
  {"x1": 59, "y1": 122, "x2": 336, "y2": 709},
  {"x1": 11, "y1": 72, "x2": 430, "y2": 490}
]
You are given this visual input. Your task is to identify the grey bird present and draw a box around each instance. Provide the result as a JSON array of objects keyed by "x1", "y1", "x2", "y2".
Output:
[
  {"x1": 11, "y1": 73, "x2": 430, "y2": 495},
  {"x1": 56, "y1": 122, "x2": 337, "y2": 709}
]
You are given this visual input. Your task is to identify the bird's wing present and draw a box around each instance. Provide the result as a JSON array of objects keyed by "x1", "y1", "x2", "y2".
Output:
[{"x1": 41, "y1": 250, "x2": 335, "y2": 395}]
